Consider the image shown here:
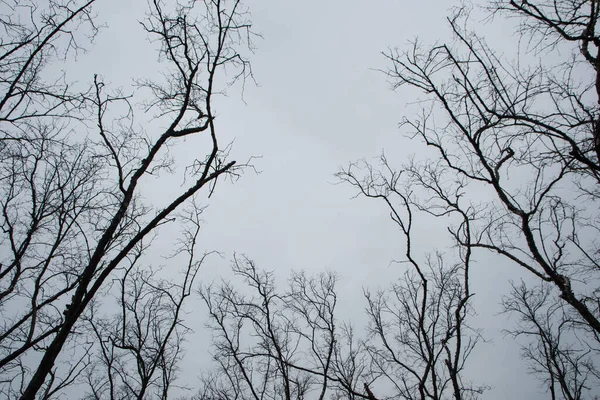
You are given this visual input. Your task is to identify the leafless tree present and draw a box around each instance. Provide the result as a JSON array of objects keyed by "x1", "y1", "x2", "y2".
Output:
[
  {"x1": 502, "y1": 281, "x2": 600, "y2": 400},
  {"x1": 338, "y1": 156, "x2": 483, "y2": 400},
  {"x1": 81, "y1": 203, "x2": 208, "y2": 400},
  {"x1": 0, "y1": 0, "x2": 254, "y2": 398},
  {"x1": 198, "y1": 257, "x2": 338, "y2": 400},
  {"x1": 197, "y1": 256, "x2": 386, "y2": 400},
  {"x1": 370, "y1": 0, "x2": 600, "y2": 396}
]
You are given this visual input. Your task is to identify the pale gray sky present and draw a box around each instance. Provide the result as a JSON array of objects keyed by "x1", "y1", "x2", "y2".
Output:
[{"x1": 68, "y1": 0, "x2": 558, "y2": 398}]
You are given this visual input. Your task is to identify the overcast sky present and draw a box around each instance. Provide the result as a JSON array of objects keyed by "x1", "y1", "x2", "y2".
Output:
[{"x1": 67, "y1": 0, "x2": 558, "y2": 398}]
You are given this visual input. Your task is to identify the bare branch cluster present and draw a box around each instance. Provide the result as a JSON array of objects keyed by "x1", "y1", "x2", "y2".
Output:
[
  {"x1": 197, "y1": 257, "x2": 349, "y2": 400},
  {"x1": 196, "y1": 236, "x2": 483, "y2": 400}
]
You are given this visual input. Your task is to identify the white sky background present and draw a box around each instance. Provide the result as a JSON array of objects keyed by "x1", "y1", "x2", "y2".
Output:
[{"x1": 63, "y1": 0, "x2": 565, "y2": 398}]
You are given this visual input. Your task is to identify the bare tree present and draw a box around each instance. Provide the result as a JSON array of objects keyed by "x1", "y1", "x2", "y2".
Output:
[
  {"x1": 81, "y1": 203, "x2": 208, "y2": 400},
  {"x1": 502, "y1": 281, "x2": 600, "y2": 400},
  {"x1": 338, "y1": 156, "x2": 482, "y2": 400},
  {"x1": 330, "y1": 323, "x2": 371, "y2": 400},
  {"x1": 369, "y1": 0, "x2": 600, "y2": 396},
  {"x1": 198, "y1": 257, "x2": 340, "y2": 400},
  {"x1": 0, "y1": 0, "x2": 254, "y2": 398}
]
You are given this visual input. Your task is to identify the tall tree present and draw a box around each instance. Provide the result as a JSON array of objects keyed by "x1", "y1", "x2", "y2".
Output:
[
  {"x1": 338, "y1": 156, "x2": 483, "y2": 400},
  {"x1": 354, "y1": 0, "x2": 600, "y2": 397},
  {"x1": 0, "y1": 0, "x2": 254, "y2": 398}
]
